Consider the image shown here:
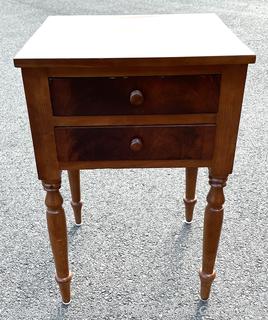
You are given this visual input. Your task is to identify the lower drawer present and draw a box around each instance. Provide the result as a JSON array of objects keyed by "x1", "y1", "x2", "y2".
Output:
[{"x1": 55, "y1": 125, "x2": 216, "y2": 162}]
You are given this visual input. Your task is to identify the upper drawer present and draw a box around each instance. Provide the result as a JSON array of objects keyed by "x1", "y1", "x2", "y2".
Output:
[{"x1": 49, "y1": 75, "x2": 221, "y2": 116}]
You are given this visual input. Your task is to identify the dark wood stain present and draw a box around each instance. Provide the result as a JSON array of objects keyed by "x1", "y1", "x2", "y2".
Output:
[
  {"x1": 49, "y1": 75, "x2": 221, "y2": 116},
  {"x1": 55, "y1": 125, "x2": 216, "y2": 162}
]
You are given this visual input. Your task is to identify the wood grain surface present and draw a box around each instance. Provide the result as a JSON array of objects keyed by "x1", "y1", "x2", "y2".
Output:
[
  {"x1": 49, "y1": 75, "x2": 221, "y2": 116},
  {"x1": 55, "y1": 125, "x2": 216, "y2": 162}
]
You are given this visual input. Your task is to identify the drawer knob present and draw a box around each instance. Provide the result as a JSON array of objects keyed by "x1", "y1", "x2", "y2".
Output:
[
  {"x1": 130, "y1": 137, "x2": 143, "y2": 152},
  {"x1": 130, "y1": 90, "x2": 144, "y2": 106}
]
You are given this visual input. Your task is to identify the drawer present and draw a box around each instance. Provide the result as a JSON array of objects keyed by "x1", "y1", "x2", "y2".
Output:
[
  {"x1": 49, "y1": 75, "x2": 221, "y2": 116},
  {"x1": 55, "y1": 125, "x2": 216, "y2": 162}
]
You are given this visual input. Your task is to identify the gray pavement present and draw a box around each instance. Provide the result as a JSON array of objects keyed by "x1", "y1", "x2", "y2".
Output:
[{"x1": 0, "y1": 1, "x2": 268, "y2": 319}]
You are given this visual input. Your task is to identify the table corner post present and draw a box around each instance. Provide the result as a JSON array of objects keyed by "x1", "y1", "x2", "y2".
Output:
[
  {"x1": 199, "y1": 170, "x2": 228, "y2": 300},
  {"x1": 42, "y1": 175, "x2": 73, "y2": 304}
]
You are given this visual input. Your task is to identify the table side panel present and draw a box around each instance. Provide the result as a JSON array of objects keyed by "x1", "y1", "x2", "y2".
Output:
[
  {"x1": 22, "y1": 68, "x2": 60, "y2": 180},
  {"x1": 212, "y1": 64, "x2": 248, "y2": 176}
]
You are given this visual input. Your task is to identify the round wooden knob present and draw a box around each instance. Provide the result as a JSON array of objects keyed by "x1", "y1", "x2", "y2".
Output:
[
  {"x1": 130, "y1": 137, "x2": 143, "y2": 152},
  {"x1": 130, "y1": 90, "x2": 144, "y2": 106}
]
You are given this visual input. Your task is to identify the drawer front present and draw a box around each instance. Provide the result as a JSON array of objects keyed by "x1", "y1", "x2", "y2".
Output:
[
  {"x1": 55, "y1": 125, "x2": 216, "y2": 162},
  {"x1": 49, "y1": 75, "x2": 221, "y2": 116}
]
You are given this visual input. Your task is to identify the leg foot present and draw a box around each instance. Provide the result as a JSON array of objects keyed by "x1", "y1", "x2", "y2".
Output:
[
  {"x1": 184, "y1": 219, "x2": 193, "y2": 225},
  {"x1": 56, "y1": 273, "x2": 73, "y2": 304},
  {"x1": 199, "y1": 173, "x2": 227, "y2": 299},
  {"x1": 199, "y1": 270, "x2": 216, "y2": 300},
  {"x1": 184, "y1": 167, "x2": 198, "y2": 223},
  {"x1": 71, "y1": 201, "x2": 83, "y2": 226},
  {"x1": 43, "y1": 179, "x2": 72, "y2": 303},
  {"x1": 68, "y1": 170, "x2": 83, "y2": 225}
]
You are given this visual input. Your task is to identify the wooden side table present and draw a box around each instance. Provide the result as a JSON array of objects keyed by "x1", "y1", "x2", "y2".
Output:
[{"x1": 14, "y1": 14, "x2": 255, "y2": 304}]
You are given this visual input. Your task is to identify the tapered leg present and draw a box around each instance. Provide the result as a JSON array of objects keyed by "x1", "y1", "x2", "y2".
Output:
[
  {"x1": 68, "y1": 170, "x2": 83, "y2": 226},
  {"x1": 184, "y1": 167, "x2": 198, "y2": 223},
  {"x1": 42, "y1": 180, "x2": 72, "y2": 304},
  {"x1": 199, "y1": 174, "x2": 227, "y2": 300}
]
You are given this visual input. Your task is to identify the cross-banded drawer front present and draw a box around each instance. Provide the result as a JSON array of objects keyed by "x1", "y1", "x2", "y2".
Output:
[
  {"x1": 49, "y1": 75, "x2": 221, "y2": 116},
  {"x1": 55, "y1": 125, "x2": 216, "y2": 162}
]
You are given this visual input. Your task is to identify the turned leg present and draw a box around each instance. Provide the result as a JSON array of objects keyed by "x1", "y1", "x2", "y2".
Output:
[
  {"x1": 68, "y1": 170, "x2": 83, "y2": 226},
  {"x1": 184, "y1": 167, "x2": 198, "y2": 223},
  {"x1": 199, "y1": 174, "x2": 227, "y2": 300},
  {"x1": 43, "y1": 180, "x2": 72, "y2": 304}
]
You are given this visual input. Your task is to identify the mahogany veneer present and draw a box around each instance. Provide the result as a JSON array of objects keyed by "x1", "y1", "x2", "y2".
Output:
[
  {"x1": 49, "y1": 75, "x2": 221, "y2": 116},
  {"x1": 55, "y1": 125, "x2": 216, "y2": 162},
  {"x1": 14, "y1": 14, "x2": 255, "y2": 305}
]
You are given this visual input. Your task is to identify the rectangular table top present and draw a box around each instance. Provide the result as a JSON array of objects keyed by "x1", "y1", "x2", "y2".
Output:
[{"x1": 14, "y1": 14, "x2": 255, "y2": 67}]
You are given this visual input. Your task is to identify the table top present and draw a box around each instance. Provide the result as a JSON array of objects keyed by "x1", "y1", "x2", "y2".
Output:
[{"x1": 14, "y1": 14, "x2": 255, "y2": 67}]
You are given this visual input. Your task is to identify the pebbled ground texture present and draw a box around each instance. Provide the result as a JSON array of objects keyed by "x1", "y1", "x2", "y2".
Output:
[{"x1": 0, "y1": 1, "x2": 267, "y2": 319}]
